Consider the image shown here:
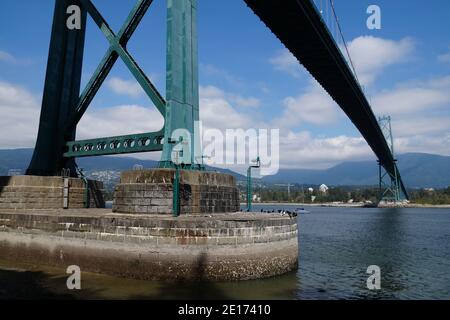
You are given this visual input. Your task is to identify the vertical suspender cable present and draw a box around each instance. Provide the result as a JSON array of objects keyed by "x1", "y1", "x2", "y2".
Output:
[{"x1": 329, "y1": 0, "x2": 360, "y2": 85}]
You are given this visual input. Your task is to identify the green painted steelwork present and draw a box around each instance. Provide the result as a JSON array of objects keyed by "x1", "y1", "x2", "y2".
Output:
[
  {"x1": 63, "y1": 0, "x2": 166, "y2": 159},
  {"x1": 378, "y1": 116, "x2": 405, "y2": 202},
  {"x1": 160, "y1": 0, "x2": 201, "y2": 168},
  {"x1": 28, "y1": 0, "x2": 201, "y2": 173},
  {"x1": 26, "y1": 0, "x2": 87, "y2": 177},
  {"x1": 173, "y1": 166, "x2": 181, "y2": 217},
  {"x1": 247, "y1": 157, "x2": 261, "y2": 212},
  {"x1": 65, "y1": 0, "x2": 200, "y2": 165},
  {"x1": 65, "y1": 131, "x2": 164, "y2": 158}
]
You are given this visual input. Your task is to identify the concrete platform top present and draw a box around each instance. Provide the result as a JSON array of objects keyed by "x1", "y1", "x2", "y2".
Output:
[
  {"x1": 120, "y1": 169, "x2": 236, "y2": 187},
  {"x1": 0, "y1": 208, "x2": 292, "y2": 223},
  {"x1": 0, "y1": 175, "x2": 102, "y2": 188}
]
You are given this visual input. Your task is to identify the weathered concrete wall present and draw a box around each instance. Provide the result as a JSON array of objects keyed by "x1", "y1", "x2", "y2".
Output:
[
  {"x1": 113, "y1": 169, "x2": 240, "y2": 214},
  {"x1": 0, "y1": 210, "x2": 298, "y2": 281},
  {"x1": 0, "y1": 176, "x2": 105, "y2": 210}
]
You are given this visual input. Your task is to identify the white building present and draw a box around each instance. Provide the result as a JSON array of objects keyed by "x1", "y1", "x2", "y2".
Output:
[
  {"x1": 319, "y1": 184, "x2": 329, "y2": 193},
  {"x1": 253, "y1": 194, "x2": 261, "y2": 202}
]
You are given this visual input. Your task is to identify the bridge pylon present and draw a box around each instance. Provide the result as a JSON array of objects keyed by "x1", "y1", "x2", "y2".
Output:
[
  {"x1": 26, "y1": 0, "x2": 202, "y2": 177},
  {"x1": 377, "y1": 116, "x2": 405, "y2": 204}
]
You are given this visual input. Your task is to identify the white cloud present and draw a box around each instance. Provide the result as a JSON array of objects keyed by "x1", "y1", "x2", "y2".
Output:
[
  {"x1": 278, "y1": 131, "x2": 374, "y2": 169},
  {"x1": 269, "y1": 49, "x2": 303, "y2": 78},
  {"x1": 395, "y1": 134, "x2": 450, "y2": 156},
  {"x1": 106, "y1": 77, "x2": 156, "y2": 98},
  {"x1": 0, "y1": 81, "x2": 40, "y2": 148},
  {"x1": 200, "y1": 64, "x2": 245, "y2": 87},
  {"x1": 392, "y1": 117, "x2": 450, "y2": 137},
  {"x1": 106, "y1": 77, "x2": 143, "y2": 97},
  {"x1": 0, "y1": 81, "x2": 165, "y2": 149},
  {"x1": 199, "y1": 85, "x2": 371, "y2": 170},
  {"x1": 269, "y1": 37, "x2": 414, "y2": 85},
  {"x1": 273, "y1": 81, "x2": 339, "y2": 127},
  {"x1": 1, "y1": 72, "x2": 449, "y2": 172},
  {"x1": 373, "y1": 88, "x2": 449, "y2": 115},
  {"x1": 77, "y1": 104, "x2": 164, "y2": 140},
  {"x1": 200, "y1": 85, "x2": 260, "y2": 109},
  {"x1": 438, "y1": 47, "x2": 450, "y2": 63},
  {"x1": 438, "y1": 53, "x2": 450, "y2": 63},
  {"x1": 199, "y1": 86, "x2": 253, "y2": 130},
  {"x1": 345, "y1": 36, "x2": 415, "y2": 86},
  {"x1": 0, "y1": 50, "x2": 31, "y2": 65},
  {"x1": 372, "y1": 76, "x2": 450, "y2": 116},
  {"x1": 232, "y1": 96, "x2": 260, "y2": 108}
]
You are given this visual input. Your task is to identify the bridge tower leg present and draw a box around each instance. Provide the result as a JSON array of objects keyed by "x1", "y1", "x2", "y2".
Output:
[
  {"x1": 26, "y1": 0, "x2": 87, "y2": 177},
  {"x1": 377, "y1": 116, "x2": 402, "y2": 203},
  {"x1": 378, "y1": 160, "x2": 401, "y2": 203},
  {"x1": 27, "y1": 0, "x2": 201, "y2": 175},
  {"x1": 159, "y1": 0, "x2": 201, "y2": 169}
]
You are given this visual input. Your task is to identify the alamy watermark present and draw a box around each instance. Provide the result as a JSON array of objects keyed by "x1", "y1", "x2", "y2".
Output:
[
  {"x1": 366, "y1": 265, "x2": 381, "y2": 290},
  {"x1": 66, "y1": 5, "x2": 81, "y2": 30},
  {"x1": 66, "y1": 265, "x2": 81, "y2": 290},
  {"x1": 367, "y1": 5, "x2": 382, "y2": 30},
  {"x1": 169, "y1": 121, "x2": 280, "y2": 176}
]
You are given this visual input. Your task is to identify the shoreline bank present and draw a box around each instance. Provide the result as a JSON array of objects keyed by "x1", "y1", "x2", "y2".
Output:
[{"x1": 241, "y1": 202, "x2": 450, "y2": 209}]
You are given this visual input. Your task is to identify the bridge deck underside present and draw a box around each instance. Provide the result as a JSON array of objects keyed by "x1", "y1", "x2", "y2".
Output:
[{"x1": 244, "y1": 0, "x2": 408, "y2": 199}]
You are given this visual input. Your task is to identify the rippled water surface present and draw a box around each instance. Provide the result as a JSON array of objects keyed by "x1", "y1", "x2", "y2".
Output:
[{"x1": 0, "y1": 206, "x2": 449, "y2": 299}]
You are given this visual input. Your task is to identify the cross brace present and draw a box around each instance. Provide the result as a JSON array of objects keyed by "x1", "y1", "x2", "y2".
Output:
[{"x1": 64, "y1": 0, "x2": 166, "y2": 157}]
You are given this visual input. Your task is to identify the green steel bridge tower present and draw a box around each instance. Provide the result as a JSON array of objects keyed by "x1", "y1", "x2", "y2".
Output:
[
  {"x1": 27, "y1": 0, "x2": 201, "y2": 177},
  {"x1": 378, "y1": 116, "x2": 403, "y2": 203}
]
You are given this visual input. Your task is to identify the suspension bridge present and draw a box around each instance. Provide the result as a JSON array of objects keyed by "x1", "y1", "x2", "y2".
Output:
[
  {"x1": 0, "y1": 0, "x2": 411, "y2": 283},
  {"x1": 244, "y1": 0, "x2": 408, "y2": 202}
]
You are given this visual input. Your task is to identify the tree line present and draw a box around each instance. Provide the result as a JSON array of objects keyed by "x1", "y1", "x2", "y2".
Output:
[{"x1": 239, "y1": 185, "x2": 450, "y2": 205}]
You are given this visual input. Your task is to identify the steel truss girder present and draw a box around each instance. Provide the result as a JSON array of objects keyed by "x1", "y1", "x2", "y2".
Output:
[
  {"x1": 65, "y1": 131, "x2": 164, "y2": 158},
  {"x1": 64, "y1": 0, "x2": 166, "y2": 158}
]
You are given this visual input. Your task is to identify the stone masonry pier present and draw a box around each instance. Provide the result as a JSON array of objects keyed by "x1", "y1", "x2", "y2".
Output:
[
  {"x1": 0, "y1": 209, "x2": 298, "y2": 281},
  {"x1": 0, "y1": 176, "x2": 105, "y2": 210},
  {"x1": 113, "y1": 169, "x2": 240, "y2": 215}
]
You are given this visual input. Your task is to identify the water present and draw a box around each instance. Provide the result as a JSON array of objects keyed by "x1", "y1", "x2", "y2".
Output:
[
  {"x1": 0, "y1": 206, "x2": 449, "y2": 300},
  {"x1": 284, "y1": 205, "x2": 450, "y2": 300}
]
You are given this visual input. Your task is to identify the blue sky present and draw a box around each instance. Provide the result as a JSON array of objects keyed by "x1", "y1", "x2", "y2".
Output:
[{"x1": 1, "y1": 0, "x2": 449, "y2": 170}]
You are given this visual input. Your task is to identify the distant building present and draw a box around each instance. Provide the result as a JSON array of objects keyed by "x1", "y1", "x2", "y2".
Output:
[{"x1": 319, "y1": 184, "x2": 329, "y2": 193}]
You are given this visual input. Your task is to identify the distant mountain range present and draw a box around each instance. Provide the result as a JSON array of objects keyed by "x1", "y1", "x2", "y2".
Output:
[
  {"x1": 261, "y1": 153, "x2": 450, "y2": 189},
  {"x1": 0, "y1": 149, "x2": 449, "y2": 188},
  {"x1": 0, "y1": 148, "x2": 244, "y2": 182}
]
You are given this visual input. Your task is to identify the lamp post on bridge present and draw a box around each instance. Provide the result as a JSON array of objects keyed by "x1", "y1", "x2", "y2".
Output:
[{"x1": 247, "y1": 157, "x2": 261, "y2": 212}]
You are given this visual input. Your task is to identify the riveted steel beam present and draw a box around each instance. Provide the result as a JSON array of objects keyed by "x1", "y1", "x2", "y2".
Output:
[{"x1": 65, "y1": 131, "x2": 164, "y2": 158}]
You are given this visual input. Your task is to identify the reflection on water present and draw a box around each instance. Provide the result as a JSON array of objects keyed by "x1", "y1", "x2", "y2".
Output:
[{"x1": 1, "y1": 206, "x2": 449, "y2": 300}]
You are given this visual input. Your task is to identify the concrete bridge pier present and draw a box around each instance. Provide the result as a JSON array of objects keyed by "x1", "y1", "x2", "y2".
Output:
[
  {"x1": 0, "y1": 170, "x2": 299, "y2": 281},
  {"x1": 0, "y1": 175, "x2": 105, "y2": 210}
]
